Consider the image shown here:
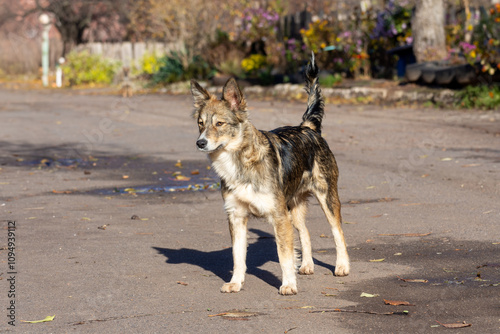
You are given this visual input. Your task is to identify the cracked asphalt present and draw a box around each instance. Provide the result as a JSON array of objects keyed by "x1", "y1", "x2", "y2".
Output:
[{"x1": 0, "y1": 87, "x2": 499, "y2": 333}]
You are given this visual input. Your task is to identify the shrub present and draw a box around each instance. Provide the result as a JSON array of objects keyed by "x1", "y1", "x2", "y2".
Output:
[
  {"x1": 454, "y1": 84, "x2": 500, "y2": 110},
  {"x1": 151, "y1": 51, "x2": 213, "y2": 85},
  {"x1": 319, "y1": 73, "x2": 342, "y2": 87},
  {"x1": 62, "y1": 51, "x2": 121, "y2": 86},
  {"x1": 140, "y1": 52, "x2": 161, "y2": 76}
]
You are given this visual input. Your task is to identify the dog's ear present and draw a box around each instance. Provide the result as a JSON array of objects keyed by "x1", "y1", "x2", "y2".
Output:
[
  {"x1": 190, "y1": 80, "x2": 211, "y2": 109},
  {"x1": 222, "y1": 78, "x2": 247, "y2": 112}
]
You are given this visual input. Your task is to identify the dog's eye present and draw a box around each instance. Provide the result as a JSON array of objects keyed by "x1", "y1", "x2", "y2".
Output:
[
  {"x1": 215, "y1": 121, "x2": 224, "y2": 127},
  {"x1": 198, "y1": 120, "x2": 204, "y2": 127}
]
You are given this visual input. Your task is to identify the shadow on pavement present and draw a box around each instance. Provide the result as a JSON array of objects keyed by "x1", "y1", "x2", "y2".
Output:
[{"x1": 153, "y1": 228, "x2": 343, "y2": 289}]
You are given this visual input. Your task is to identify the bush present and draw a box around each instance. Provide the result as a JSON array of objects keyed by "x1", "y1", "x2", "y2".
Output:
[
  {"x1": 319, "y1": 73, "x2": 342, "y2": 87},
  {"x1": 62, "y1": 51, "x2": 121, "y2": 86},
  {"x1": 151, "y1": 51, "x2": 213, "y2": 85},
  {"x1": 454, "y1": 84, "x2": 500, "y2": 110}
]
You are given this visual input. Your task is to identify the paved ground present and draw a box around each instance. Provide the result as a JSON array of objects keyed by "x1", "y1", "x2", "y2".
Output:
[{"x1": 0, "y1": 87, "x2": 499, "y2": 333}]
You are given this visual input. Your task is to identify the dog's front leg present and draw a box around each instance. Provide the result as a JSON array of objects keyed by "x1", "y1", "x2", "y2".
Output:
[
  {"x1": 272, "y1": 212, "x2": 298, "y2": 295},
  {"x1": 221, "y1": 202, "x2": 248, "y2": 293}
]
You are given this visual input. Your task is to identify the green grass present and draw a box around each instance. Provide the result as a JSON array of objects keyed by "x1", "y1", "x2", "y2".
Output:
[{"x1": 454, "y1": 85, "x2": 500, "y2": 110}]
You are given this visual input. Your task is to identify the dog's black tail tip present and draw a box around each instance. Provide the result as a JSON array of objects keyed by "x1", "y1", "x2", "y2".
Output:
[{"x1": 302, "y1": 52, "x2": 324, "y2": 133}]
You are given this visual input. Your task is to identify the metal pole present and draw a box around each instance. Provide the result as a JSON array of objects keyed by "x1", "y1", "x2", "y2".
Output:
[{"x1": 42, "y1": 24, "x2": 50, "y2": 87}]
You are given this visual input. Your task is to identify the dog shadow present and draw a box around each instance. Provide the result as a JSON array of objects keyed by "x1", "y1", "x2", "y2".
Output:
[{"x1": 153, "y1": 228, "x2": 338, "y2": 289}]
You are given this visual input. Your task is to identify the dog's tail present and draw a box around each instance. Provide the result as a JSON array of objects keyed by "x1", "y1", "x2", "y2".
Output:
[{"x1": 301, "y1": 52, "x2": 324, "y2": 134}]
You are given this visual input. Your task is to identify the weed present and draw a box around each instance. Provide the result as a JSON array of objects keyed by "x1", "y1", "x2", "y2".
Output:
[{"x1": 454, "y1": 84, "x2": 500, "y2": 110}]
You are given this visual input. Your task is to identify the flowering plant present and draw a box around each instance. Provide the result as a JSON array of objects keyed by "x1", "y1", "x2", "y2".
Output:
[
  {"x1": 236, "y1": 7, "x2": 279, "y2": 46},
  {"x1": 471, "y1": 4, "x2": 500, "y2": 74},
  {"x1": 241, "y1": 54, "x2": 267, "y2": 74},
  {"x1": 372, "y1": 0, "x2": 413, "y2": 47}
]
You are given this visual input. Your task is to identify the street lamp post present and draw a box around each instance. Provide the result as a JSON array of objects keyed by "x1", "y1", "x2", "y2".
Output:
[{"x1": 39, "y1": 13, "x2": 51, "y2": 87}]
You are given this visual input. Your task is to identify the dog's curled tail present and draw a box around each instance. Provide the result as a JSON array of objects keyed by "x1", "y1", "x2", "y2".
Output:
[{"x1": 301, "y1": 52, "x2": 324, "y2": 134}]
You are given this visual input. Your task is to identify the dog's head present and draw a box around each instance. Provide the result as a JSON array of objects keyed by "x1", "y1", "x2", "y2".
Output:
[{"x1": 190, "y1": 78, "x2": 247, "y2": 153}]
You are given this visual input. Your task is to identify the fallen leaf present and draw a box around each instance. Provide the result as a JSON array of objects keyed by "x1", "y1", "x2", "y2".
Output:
[
  {"x1": 52, "y1": 190, "x2": 73, "y2": 194},
  {"x1": 397, "y1": 276, "x2": 428, "y2": 283},
  {"x1": 394, "y1": 253, "x2": 402, "y2": 256},
  {"x1": 209, "y1": 310, "x2": 259, "y2": 318},
  {"x1": 124, "y1": 188, "x2": 136, "y2": 193},
  {"x1": 97, "y1": 225, "x2": 107, "y2": 230},
  {"x1": 175, "y1": 175, "x2": 191, "y2": 181},
  {"x1": 310, "y1": 309, "x2": 408, "y2": 316},
  {"x1": 300, "y1": 306, "x2": 315, "y2": 309},
  {"x1": 384, "y1": 299, "x2": 414, "y2": 306},
  {"x1": 122, "y1": 175, "x2": 129, "y2": 179},
  {"x1": 436, "y1": 321, "x2": 472, "y2": 328},
  {"x1": 176, "y1": 281, "x2": 188, "y2": 286},
  {"x1": 441, "y1": 157, "x2": 453, "y2": 161},
  {"x1": 319, "y1": 234, "x2": 329, "y2": 238},
  {"x1": 378, "y1": 233, "x2": 431, "y2": 237},
  {"x1": 81, "y1": 217, "x2": 91, "y2": 221},
  {"x1": 175, "y1": 160, "x2": 183, "y2": 168},
  {"x1": 366, "y1": 186, "x2": 375, "y2": 189},
  {"x1": 461, "y1": 163, "x2": 481, "y2": 167},
  {"x1": 360, "y1": 292, "x2": 379, "y2": 298},
  {"x1": 190, "y1": 169, "x2": 200, "y2": 175},
  {"x1": 370, "y1": 258, "x2": 385, "y2": 262},
  {"x1": 21, "y1": 315, "x2": 55, "y2": 323}
]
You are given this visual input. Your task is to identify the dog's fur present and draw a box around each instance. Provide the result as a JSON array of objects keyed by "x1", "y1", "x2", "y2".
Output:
[{"x1": 190, "y1": 54, "x2": 349, "y2": 295}]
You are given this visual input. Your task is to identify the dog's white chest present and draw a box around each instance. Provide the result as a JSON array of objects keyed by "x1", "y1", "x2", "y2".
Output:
[
  {"x1": 232, "y1": 184, "x2": 275, "y2": 216},
  {"x1": 212, "y1": 151, "x2": 275, "y2": 216}
]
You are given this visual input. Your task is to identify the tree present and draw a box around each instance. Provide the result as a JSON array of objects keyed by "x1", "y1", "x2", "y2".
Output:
[
  {"x1": 12, "y1": 0, "x2": 129, "y2": 55},
  {"x1": 411, "y1": 0, "x2": 447, "y2": 62}
]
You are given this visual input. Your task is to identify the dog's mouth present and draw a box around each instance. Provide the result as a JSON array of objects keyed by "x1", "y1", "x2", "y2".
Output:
[{"x1": 198, "y1": 143, "x2": 224, "y2": 153}]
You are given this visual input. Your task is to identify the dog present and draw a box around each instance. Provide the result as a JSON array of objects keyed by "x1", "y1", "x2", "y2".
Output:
[{"x1": 190, "y1": 54, "x2": 349, "y2": 295}]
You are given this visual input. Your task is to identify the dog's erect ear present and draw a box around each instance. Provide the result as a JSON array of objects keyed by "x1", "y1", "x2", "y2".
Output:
[
  {"x1": 190, "y1": 80, "x2": 211, "y2": 108},
  {"x1": 222, "y1": 78, "x2": 247, "y2": 111}
]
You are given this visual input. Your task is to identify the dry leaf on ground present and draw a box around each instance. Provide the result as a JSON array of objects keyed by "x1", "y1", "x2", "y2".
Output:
[
  {"x1": 384, "y1": 299, "x2": 414, "y2": 306},
  {"x1": 436, "y1": 321, "x2": 472, "y2": 328}
]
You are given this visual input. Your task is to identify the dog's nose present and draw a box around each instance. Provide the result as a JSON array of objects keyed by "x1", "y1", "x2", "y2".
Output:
[{"x1": 196, "y1": 139, "x2": 207, "y2": 149}]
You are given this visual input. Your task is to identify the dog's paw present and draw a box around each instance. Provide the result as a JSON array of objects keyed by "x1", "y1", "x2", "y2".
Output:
[
  {"x1": 220, "y1": 282, "x2": 242, "y2": 293},
  {"x1": 298, "y1": 263, "x2": 314, "y2": 275},
  {"x1": 279, "y1": 285, "x2": 298, "y2": 295},
  {"x1": 334, "y1": 262, "x2": 350, "y2": 277}
]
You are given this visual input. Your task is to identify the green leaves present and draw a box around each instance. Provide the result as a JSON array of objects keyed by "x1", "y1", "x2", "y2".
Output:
[{"x1": 21, "y1": 315, "x2": 55, "y2": 323}]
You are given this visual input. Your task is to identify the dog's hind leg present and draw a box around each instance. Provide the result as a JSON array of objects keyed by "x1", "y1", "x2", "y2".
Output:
[
  {"x1": 271, "y1": 211, "x2": 298, "y2": 295},
  {"x1": 314, "y1": 188, "x2": 350, "y2": 277},
  {"x1": 221, "y1": 199, "x2": 249, "y2": 293},
  {"x1": 290, "y1": 200, "x2": 314, "y2": 275}
]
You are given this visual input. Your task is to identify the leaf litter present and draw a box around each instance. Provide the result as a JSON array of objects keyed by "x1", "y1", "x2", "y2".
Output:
[{"x1": 21, "y1": 315, "x2": 55, "y2": 323}]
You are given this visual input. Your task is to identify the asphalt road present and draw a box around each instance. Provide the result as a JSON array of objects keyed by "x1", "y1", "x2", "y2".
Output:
[{"x1": 0, "y1": 88, "x2": 499, "y2": 333}]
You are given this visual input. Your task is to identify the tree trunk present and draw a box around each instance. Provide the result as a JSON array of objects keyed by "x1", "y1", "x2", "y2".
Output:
[{"x1": 412, "y1": 0, "x2": 447, "y2": 62}]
